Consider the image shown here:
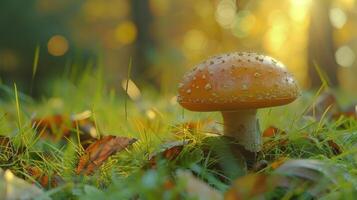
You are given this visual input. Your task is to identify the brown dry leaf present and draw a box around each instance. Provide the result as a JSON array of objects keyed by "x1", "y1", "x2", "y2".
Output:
[
  {"x1": 32, "y1": 110, "x2": 98, "y2": 146},
  {"x1": 271, "y1": 157, "x2": 288, "y2": 169},
  {"x1": 306, "y1": 90, "x2": 340, "y2": 120},
  {"x1": 225, "y1": 174, "x2": 278, "y2": 200},
  {"x1": 147, "y1": 140, "x2": 188, "y2": 168},
  {"x1": 76, "y1": 135, "x2": 137, "y2": 175},
  {"x1": 327, "y1": 140, "x2": 342, "y2": 155},
  {"x1": 332, "y1": 105, "x2": 357, "y2": 120},
  {"x1": 177, "y1": 170, "x2": 223, "y2": 200},
  {"x1": 262, "y1": 126, "x2": 286, "y2": 137},
  {"x1": 26, "y1": 166, "x2": 62, "y2": 188},
  {"x1": 32, "y1": 114, "x2": 71, "y2": 140}
]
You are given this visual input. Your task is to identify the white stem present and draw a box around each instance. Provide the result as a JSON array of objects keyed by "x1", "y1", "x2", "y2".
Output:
[{"x1": 221, "y1": 109, "x2": 261, "y2": 152}]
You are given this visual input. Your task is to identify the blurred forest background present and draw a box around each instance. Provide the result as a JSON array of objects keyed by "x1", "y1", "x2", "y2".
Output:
[{"x1": 0, "y1": 0, "x2": 357, "y2": 97}]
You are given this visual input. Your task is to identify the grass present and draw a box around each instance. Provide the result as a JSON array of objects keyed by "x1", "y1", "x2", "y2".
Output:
[{"x1": 1, "y1": 64, "x2": 357, "y2": 199}]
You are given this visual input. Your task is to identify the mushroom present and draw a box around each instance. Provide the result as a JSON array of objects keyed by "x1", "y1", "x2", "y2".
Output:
[{"x1": 177, "y1": 52, "x2": 300, "y2": 153}]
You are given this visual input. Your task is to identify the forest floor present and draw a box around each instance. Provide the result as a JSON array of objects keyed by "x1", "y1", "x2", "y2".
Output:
[{"x1": 1, "y1": 69, "x2": 357, "y2": 200}]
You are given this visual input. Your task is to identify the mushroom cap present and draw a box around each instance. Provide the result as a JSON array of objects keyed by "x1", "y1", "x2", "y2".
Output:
[{"x1": 177, "y1": 52, "x2": 300, "y2": 111}]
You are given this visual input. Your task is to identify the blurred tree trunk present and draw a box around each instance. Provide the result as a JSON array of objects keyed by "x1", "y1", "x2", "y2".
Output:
[
  {"x1": 308, "y1": 0, "x2": 338, "y2": 87},
  {"x1": 131, "y1": 0, "x2": 156, "y2": 85}
]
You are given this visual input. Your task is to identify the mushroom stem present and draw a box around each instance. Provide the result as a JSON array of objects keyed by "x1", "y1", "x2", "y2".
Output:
[{"x1": 221, "y1": 109, "x2": 261, "y2": 152}]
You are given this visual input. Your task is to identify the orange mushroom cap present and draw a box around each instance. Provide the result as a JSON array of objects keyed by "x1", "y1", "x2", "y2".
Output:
[{"x1": 177, "y1": 52, "x2": 300, "y2": 111}]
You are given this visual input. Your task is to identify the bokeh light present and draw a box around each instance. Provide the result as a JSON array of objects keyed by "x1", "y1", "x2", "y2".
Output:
[
  {"x1": 183, "y1": 29, "x2": 208, "y2": 52},
  {"x1": 231, "y1": 10, "x2": 256, "y2": 38},
  {"x1": 47, "y1": 35, "x2": 69, "y2": 56},
  {"x1": 215, "y1": 0, "x2": 236, "y2": 28},
  {"x1": 335, "y1": 46, "x2": 355, "y2": 67},
  {"x1": 114, "y1": 20, "x2": 138, "y2": 45},
  {"x1": 289, "y1": 0, "x2": 311, "y2": 22},
  {"x1": 329, "y1": 8, "x2": 347, "y2": 29}
]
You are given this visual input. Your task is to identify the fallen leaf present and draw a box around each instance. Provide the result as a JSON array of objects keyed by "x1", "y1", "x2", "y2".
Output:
[
  {"x1": 32, "y1": 110, "x2": 98, "y2": 146},
  {"x1": 306, "y1": 90, "x2": 340, "y2": 120},
  {"x1": 271, "y1": 157, "x2": 288, "y2": 169},
  {"x1": 327, "y1": 140, "x2": 342, "y2": 155},
  {"x1": 262, "y1": 126, "x2": 286, "y2": 137},
  {"x1": 0, "y1": 168, "x2": 50, "y2": 200},
  {"x1": 32, "y1": 114, "x2": 71, "y2": 140},
  {"x1": 147, "y1": 140, "x2": 188, "y2": 168},
  {"x1": 76, "y1": 135, "x2": 137, "y2": 175},
  {"x1": 26, "y1": 166, "x2": 62, "y2": 188},
  {"x1": 177, "y1": 170, "x2": 223, "y2": 200},
  {"x1": 274, "y1": 159, "x2": 341, "y2": 197},
  {"x1": 332, "y1": 105, "x2": 357, "y2": 120},
  {"x1": 163, "y1": 179, "x2": 175, "y2": 190},
  {"x1": 225, "y1": 174, "x2": 278, "y2": 200}
]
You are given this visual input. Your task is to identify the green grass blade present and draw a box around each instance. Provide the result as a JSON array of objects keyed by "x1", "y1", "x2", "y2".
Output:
[
  {"x1": 32, "y1": 45, "x2": 40, "y2": 80},
  {"x1": 125, "y1": 57, "x2": 133, "y2": 121},
  {"x1": 14, "y1": 83, "x2": 22, "y2": 130}
]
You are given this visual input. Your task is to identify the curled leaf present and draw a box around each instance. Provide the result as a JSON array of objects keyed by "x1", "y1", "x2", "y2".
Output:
[{"x1": 76, "y1": 135, "x2": 137, "y2": 175}]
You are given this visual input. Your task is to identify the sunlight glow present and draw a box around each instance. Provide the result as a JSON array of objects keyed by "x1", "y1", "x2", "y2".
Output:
[
  {"x1": 183, "y1": 29, "x2": 208, "y2": 52},
  {"x1": 289, "y1": 0, "x2": 311, "y2": 22},
  {"x1": 145, "y1": 109, "x2": 156, "y2": 119},
  {"x1": 329, "y1": 8, "x2": 347, "y2": 29},
  {"x1": 231, "y1": 10, "x2": 256, "y2": 38},
  {"x1": 47, "y1": 35, "x2": 69, "y2": 56},
  {"x1": 335, "y1": 46, "x2": 355, "y2": 67},
  {"x1": 263, "y1": 24, "x2": 288, "y2": 52}
]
